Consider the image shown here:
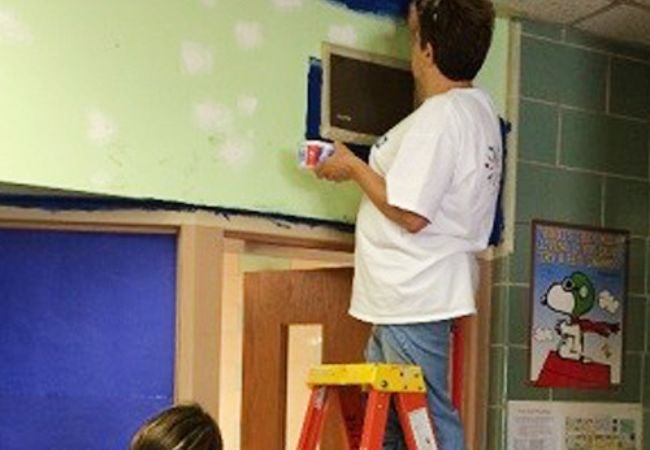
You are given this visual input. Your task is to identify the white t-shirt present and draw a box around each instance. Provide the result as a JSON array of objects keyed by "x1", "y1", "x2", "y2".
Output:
[{"x1": 350, "y1": 88, "x2": 502, "y2": 324}]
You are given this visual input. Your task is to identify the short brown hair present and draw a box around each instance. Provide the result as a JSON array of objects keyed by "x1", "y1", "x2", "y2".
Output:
[
  {"x1": 414, "y1": 0, "x2": 495, "y2": 81},
  {"x1": 131, "y1": 404, "x2": 222, "y2": 450}
]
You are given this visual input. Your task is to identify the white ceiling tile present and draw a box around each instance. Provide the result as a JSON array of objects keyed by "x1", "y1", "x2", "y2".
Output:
[
  {"x1": 576, "y1": 4, "x2": 650, "y2": 47},
  {"x1": 497, "y1": 0, "x2": 612, "y2": 24}
]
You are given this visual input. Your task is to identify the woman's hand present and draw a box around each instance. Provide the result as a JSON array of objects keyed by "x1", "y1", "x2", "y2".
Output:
[
  {"x1": 313, "y1": 140, "x2": 428, "y2": 232},
  {"x1": 314, "y1": 142, "x2": 358, "y2": 182}
]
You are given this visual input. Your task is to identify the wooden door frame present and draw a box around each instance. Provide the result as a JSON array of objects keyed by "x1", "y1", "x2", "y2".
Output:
[
  {"x1": 458, "y1": 258, "x2": 493, "y2": 449},
  {"x1": 0, "y1": 205, "x2": 491, "y2": 448}
]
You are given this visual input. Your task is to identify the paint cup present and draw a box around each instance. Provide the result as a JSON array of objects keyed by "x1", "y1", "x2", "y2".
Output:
[{"x1": 298, "y1": 140, "x2": 335, "y2": 169}]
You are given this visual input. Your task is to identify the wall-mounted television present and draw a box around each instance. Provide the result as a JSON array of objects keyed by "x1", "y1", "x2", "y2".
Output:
[{"x1": 321, "y1": 43, "x2": 415, "y2": 146}]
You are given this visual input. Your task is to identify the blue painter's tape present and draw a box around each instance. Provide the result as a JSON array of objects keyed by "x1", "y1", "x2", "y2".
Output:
[
  {"x1": 306, "y1": 57, "x2": 323, "y2": 140},
  {"x1": 324, "y1": 0, "x2": 410, "y2": 17},
  {"x1": 488, "y1": 118, "x2": 510, "y2": 247},
  {"x1": 0, "y1": 229, "x2": 177, "y2": 449}
]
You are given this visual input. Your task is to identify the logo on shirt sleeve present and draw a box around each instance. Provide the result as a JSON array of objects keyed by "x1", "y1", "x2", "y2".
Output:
[
  {"x1": 373, "y1": 134, "x2": 388, "y2": 150},
  {"x1": 485, "y1": 145, "x2": 502, "y2": 190}
]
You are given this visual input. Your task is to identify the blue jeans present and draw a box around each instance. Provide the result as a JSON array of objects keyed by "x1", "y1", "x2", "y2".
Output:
[{"x1": 365, "y1": 321, "x2": 465, "y2": 450}]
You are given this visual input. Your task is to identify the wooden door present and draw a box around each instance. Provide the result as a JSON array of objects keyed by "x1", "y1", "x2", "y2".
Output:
[{"x1": 241, "y1": 268, "x2": 370, "y2": 450}]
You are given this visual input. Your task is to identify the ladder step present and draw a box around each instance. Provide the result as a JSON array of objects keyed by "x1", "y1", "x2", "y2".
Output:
[
  {"x1": 298, "y1": 364, "x2": 437, "y2": 450},
  {"x1": 307, "y1": 363, "x2": 426, "y2": 393}
]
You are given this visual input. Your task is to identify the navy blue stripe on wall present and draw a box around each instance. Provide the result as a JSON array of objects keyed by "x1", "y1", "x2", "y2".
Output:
[
  {"x1": 488, "y1": 119, "x2": 510, "y2": 246},
  {"x1": 0, "y1": 229, "x2": 177, "y2": 450},
  {"x1": 306, "y1": 57, "x2": 323, "y2": 140},
  {"x1": 325, "y1": 0, "x2": 410, "y2": 17}
]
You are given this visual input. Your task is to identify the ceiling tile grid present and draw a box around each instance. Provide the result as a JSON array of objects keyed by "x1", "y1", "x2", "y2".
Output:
[
  {"x1": 576, "y1": 4, "x2": 650, "y2": 47},
  {"x1": 496, "y1": 0, "x2": 650, "y2": 48},
  {"x1": 498, "y1": 0, "x2": 612, "y2": 24}
]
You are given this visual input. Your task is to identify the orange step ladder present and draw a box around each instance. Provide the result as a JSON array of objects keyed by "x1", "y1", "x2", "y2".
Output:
[{"x1": 296, "y1": 364, "x2": 439, "y2": 450}]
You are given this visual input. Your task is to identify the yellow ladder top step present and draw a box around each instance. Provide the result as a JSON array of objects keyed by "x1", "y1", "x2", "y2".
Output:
[{"x1": 306, "y1": 363, "x2": 426, "y2": 393}]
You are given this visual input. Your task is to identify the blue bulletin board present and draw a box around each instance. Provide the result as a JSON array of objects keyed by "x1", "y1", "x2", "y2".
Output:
[{"x1": 0, "y1": 229, "x2": 177, "y2": 450}]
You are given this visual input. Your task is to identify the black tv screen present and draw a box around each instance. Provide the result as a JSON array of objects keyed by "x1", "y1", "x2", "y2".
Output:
[{"x1": 323, "y1": 44, "x2": 414, "y2": 145}]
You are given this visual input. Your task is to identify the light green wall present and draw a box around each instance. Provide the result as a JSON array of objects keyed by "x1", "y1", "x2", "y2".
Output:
[{"x1": 0, "y1": 1, "x2": 509, "y2": 222}]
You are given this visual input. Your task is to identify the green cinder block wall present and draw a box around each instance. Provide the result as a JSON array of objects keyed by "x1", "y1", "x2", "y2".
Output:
[{"x1": 488, "y1": 20, "x2": 650, "y2": 449}]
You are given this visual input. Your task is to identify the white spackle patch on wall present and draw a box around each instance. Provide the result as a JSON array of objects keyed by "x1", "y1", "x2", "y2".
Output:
[
  {"x1": 89, "y1": 171, "x2": 114, "y2": 188},
  {"x1": 327, "y1": 24, "x2": 358, "y2": 46},
  {"x1": 181, "y1": 40, "x2": 214, "y2": 75},
  {"x1": 235, "y1": 21, "x2": 263, "y2": 49},
  {"x1": 193, "y1": 101, "x2": 233, "y2": 133},
  {"x1": 199, "y1": 0, "x2": 217, "y2": 7},
  {"x1": 217, "y1": 135, "x2": 253, "y2": 167},
  {"x1": 271, "y1": 0, "x2": 303, "y2": 9},
  {"x1": 237, "y1": 95, "x2": 259, "y2": 117},
  {"x1": 87, "y1": 109, "x2": 118, "y2": 146},
  {"x1": 0, "y1": 8, "x2": 33, "y2": 44}
]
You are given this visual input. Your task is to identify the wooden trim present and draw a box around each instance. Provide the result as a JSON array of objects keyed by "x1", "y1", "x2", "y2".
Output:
[
  {"x1": 460, "y1": 259, "x2": 492, "y2": 450},
  {"x1": 0, "y1": 221, "x2": 175, "y2": 235},
  {"x1": 0, "y1": 207, "x2": 190, "y2": 227},
  {"x1": 224, "y1": 230, "x2": 353, "y2": 253},
  {"x1": 175, "y1": 225, "x2": 225, "y2": 419},
  {"x1": 224, "y1": 238, "x2": 354, "y2": 264},
  {"x1": 0, "y1": 207, "x2": 354, "y2": 249},
  {"x1": 494, "y1": 19, "x2": 521, "y2": 258}
]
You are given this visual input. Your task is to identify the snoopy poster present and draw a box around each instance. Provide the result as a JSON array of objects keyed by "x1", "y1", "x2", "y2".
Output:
[{"x1": 530, "y1": 221, "x2": 628, "y2": 389}]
